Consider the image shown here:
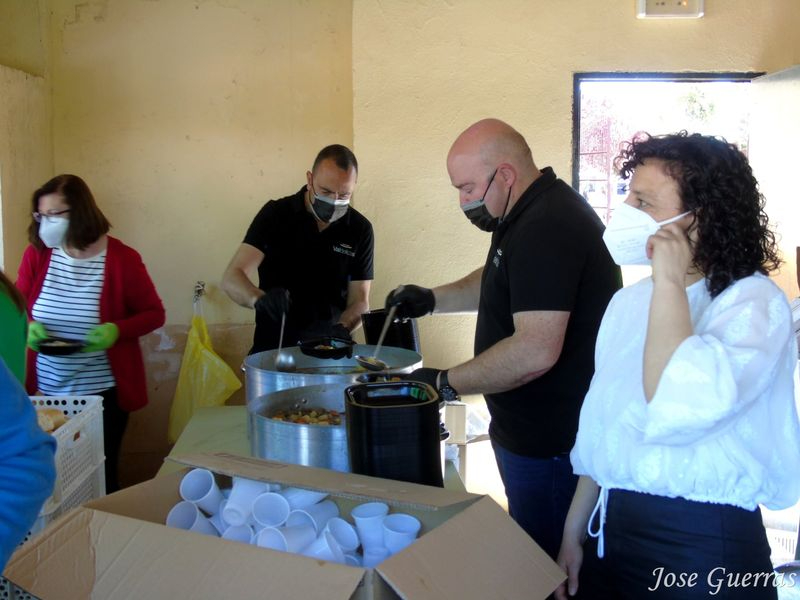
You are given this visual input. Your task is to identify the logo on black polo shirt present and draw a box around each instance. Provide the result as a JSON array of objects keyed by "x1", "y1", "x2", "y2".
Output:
[
  {"x1": 493, "y1": 248, "x2": 502, "y2": 268},
  {"x1": 333, "y1": 242, "x2": 356, "y2": 257}
]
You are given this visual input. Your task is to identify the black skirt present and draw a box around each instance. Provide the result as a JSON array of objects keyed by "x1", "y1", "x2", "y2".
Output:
[{"x1": 574, "y1": 489, "x2": 779, "y2": 600}]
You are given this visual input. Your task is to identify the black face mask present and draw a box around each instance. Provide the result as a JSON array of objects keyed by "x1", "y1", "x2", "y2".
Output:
[
  {"x1": 460, "y1": 169, "x2": 511, "y2": 232},
  {"x1": 309, "y1": 184, "x2": 350, "y2": 223}
]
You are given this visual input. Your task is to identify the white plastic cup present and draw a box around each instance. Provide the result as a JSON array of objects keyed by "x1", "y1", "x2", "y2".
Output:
[
  {"x1": 255, "y1": 524, "x2": 316, "y2": 553},
  {"x1": 280, "y1": 487, "x2": 329, "y2": 510},
  {"x1": 222, "y1": 524, "x2": 255, "y2": 544},
  {"x1": 286, "y1": 499, "x2": 339, "y2": 534},
  {"x1": 362, "y1": 545, "x2": 390, "y2": 568},
  {"x1": 251, "y1": 492, "x2": 291, "y2": 528},
  {"x1": 343, "y1": 552, "x2": 362, "y2": 567},
  {"x1": 351, "y1": 502, "x2": 389, "y2": 551},
  {"x1": 324, "y1": 517, "x2": 360, "y2": 553},
  {"x1": 223, "y1": 477, "x2": 269, "y2": 526},
  {"x1": 209, "y1": 499, "x2": 229, "y2": 535},
  {"x1": 250, "y1": 523, "x2": 267, "y2": 544},
  {"x1": 166, "y1": 500, "x2": 219, "y2": 536},
  {"x1": 301, "y1": 531, "x2": 346, "y2": 563},
  {"x1": 179, "y1": 468, "x2": 224, "y2": 515},
  {"x1": 382, "y1": 513, "x2": 421, "y2": 554}
]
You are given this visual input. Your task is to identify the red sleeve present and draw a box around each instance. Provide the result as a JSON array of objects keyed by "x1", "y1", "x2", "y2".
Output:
[
  {"x1": 15, "y1": 245, "x2": 39, "y2": 304},
  {"x1": 114, "y1": 248, "x2": 166, "y2": 338}
]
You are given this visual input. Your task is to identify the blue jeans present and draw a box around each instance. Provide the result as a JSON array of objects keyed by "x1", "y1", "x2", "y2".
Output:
[{"x1": 492, "y1": 440, "x2": 578, "y2": 559}]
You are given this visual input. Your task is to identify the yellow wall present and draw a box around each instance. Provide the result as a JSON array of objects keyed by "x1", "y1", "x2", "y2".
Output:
[
  {"x1": 0, "y1": 66, "x2": 52, "y2": 273},
  {"x1": 0, "y1": 0, "x2": 52, "y2": 273},
  {"x1": 48, "y1": 0, "x2": 354, "y2": 329},
  {"x1": 352, "y1": 0, "x2": 800, "y2": 370},
  {"x1": 0, "y1": 0, "x2": 48, "y2": 76}
]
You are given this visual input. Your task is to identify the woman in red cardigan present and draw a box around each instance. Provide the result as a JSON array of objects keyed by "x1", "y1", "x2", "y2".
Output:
[{"x1": 16, "y1": 174, "x2": 165, "y2": 493}]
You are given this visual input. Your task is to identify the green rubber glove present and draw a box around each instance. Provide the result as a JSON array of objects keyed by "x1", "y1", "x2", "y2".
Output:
[
  {"x1": 27, "y1": 321, "x2": 49, "y2": 351},
  {"x1": 83, "y1": 323, "x2": 120, "y2": 353}
]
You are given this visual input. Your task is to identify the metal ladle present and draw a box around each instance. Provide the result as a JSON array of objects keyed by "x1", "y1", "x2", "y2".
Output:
[
  {"x1": 274, "y1": 312, "x2": 296, "y2": 372},
  {"x1": 355, "y1": 304, "x2": 396, "y2": 371}
]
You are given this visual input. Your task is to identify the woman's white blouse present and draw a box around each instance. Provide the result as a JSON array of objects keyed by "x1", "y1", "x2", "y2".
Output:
[{"x1": 571, "y1": 273, "x2": 800, "y2": 510}]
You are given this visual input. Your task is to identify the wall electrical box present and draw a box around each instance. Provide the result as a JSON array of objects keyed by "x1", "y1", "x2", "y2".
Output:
[{"x1": 636, "y1": 0, "x2": 705, "y2": 19}]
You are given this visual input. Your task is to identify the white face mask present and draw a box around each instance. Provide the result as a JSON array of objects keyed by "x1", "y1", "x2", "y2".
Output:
[
  {"x1": 38, "y1": 217, "x2": 70, "y2": 249},
  {"x1": 602, "y1": 203, "x2": 691, "y2": 265}
]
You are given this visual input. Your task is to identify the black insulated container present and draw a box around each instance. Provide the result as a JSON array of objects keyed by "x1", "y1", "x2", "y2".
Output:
[
  {"x1": 345, "y1": 381, "x2": 443, "y2": 487},
  {"x1": 361, "y1": 309, "x2": 421, "y2": 353}
]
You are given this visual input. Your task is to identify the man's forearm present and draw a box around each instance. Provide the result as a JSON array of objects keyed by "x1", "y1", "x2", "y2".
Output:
[
  {"x1": 432, "y1": 267, "x2": 483, "y2": 314},
  {"x1": 339, "y1": 301, "x2": 368, "y2": 331},
  {"x1": 448, "y1": 332, "x2": 555, "y2": 395},
  {"x1": 221, "y1": 267, "x2": 262, "y2": 309}
]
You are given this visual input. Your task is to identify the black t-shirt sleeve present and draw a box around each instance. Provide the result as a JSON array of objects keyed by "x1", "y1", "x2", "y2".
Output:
[
  {"x1": 507, "y1": 216, "x2": 586, "y2": 314},
  {"x1": 242, "y1": 202, "x2": 276, "y2": 251},
  {"x1": 351, "y1": 220, "x2": 374, "y2": 281}
]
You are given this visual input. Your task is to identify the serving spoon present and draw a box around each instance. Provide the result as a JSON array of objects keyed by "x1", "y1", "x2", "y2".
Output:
[
  {"x1": 355, "y1": 305, "x2": 396, "y2": 371},
  {"x1": 274, "y1": 312, "x2": 296, "y2": 372}
]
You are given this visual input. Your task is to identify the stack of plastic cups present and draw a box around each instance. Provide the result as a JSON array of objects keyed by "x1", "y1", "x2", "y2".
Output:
[
  {"x1": 251, "y1": 491, "x2": 291, "y2": 541},
  {"x1": 351, "y1": 502, "x2": 390, "y2": 567},
  {"x1": 166, "y1": 500, "x2": 219, "y2": 536},
  {"x1": 253, "y1": 488, "x2": 338, "y2": 559},
  {"x1": 223, "y1": 476, "x2": 271, "y2": 527},
  {"x1": 323, "y1": 517, "x2": 361, "y2": 565},
  {"x1": 166, "y1": 468, "x2": 227, "y2": 537},
  {"x1": 167, "y1": 469, "x2": 425, "y2": 566},
  {"x1": 382, "y1": 513, "x2": 421, "y2": 554}
]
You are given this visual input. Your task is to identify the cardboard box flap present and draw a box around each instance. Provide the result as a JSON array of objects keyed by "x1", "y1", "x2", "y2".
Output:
[
  {"x1": 375, "y1": 496, "x2": 566, "y2": 600},
  {"x1": 5, "y1": 507, "x2": 96, "y2": 599},
  {"x1": 5, "y1": 508, "x2": 365, "y2": 600},
  {"x1": 168, "y1": 452, "x2": 481, "y2": 509}
]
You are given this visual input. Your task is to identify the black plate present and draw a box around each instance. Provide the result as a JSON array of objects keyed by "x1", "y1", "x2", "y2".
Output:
[
  {"x1": 38, "y1": 337, "x2": 86, "y2": 356},
  {"x1": 298, "y1": 336, "x2": 354, "y2": 359}
]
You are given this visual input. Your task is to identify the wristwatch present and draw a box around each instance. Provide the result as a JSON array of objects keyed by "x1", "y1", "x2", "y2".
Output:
[{"x1": 436, "y1": 370, "x2": 460, "y2": 402}]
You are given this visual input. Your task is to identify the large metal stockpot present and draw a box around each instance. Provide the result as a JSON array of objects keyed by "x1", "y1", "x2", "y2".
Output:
[
  {"x1": 251, "y1": 384, "x2": 350, "y2": 471},
  {"x1": 244, "y1": 344, "x2": 423, "y2": 467}
]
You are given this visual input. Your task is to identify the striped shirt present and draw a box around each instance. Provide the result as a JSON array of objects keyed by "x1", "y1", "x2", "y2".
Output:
[{"x1": 31, "y1": 247, "x2": 115, "y2": 395}]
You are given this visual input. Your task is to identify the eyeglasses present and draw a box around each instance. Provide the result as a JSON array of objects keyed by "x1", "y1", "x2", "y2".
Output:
[{"x1": 33, "y1": 209, "x2": 70, "y2": 223}]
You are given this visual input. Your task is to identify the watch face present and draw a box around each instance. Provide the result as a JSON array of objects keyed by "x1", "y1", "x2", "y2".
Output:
[{"x1": 439, "y1": 385, "x2": 459, "y2": 402}]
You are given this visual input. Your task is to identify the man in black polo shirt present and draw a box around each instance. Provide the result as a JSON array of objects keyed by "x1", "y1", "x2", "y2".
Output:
[
  {"x1": 222, "y1": 144, "x2": 374, "y2": 354},
  {"x1": 386, "y1": 119, "x2": 620, "y2": 559}
]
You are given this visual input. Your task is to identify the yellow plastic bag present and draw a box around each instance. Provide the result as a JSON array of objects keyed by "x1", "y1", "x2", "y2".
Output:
[{"x1": 168, "y1": 313, "x2": 242, "y2": 443}]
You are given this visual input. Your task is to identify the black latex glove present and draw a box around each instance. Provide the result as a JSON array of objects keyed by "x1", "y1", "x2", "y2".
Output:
[
  {"x1": 329, "y1": 322, "x2": 352, "y2": 342},
  {"x1": 254, "y1": 287, "x2": 291, "y2": 321},
  {"x1": 385, "y1": 284, "x2": 435, "y2": 319},
  {"x1": 405, "y1": 367, "x2": 441, "y2": 391}
]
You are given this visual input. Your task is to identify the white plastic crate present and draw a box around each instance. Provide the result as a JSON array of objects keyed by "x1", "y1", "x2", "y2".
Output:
[
  {"x1": 30, "y1": 396, "x2": 104, "y2": 513},
  {"x1": 0, "y1": 579, "x2": 37, "y2": 600},
  {"x1": 22, "y1": 464, "x2": 106, "y2": 545}
]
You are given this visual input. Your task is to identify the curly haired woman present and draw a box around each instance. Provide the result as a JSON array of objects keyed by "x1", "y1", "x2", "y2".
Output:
[{"x1": 556, "y1": 132, "x2": 800, "y2": 599}]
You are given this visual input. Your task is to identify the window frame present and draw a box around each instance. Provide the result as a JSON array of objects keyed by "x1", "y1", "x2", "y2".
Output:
[{"x1": 570, "y1": 71, "x2": 764, "y2": 192}]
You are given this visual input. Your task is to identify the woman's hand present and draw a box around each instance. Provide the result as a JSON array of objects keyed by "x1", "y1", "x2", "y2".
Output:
[
  {"x1": 647, "y1": 222, "x2": 693, "y2": 286},
  {"x1": 27, "y1": 322, "x2": 48, "y2": 351},
  {"x1": 554, "y1": 535, "x2": 584, "y2": 600},
  {"x1": 83, "y1": 323, "x2": 120, "y2": 352}
]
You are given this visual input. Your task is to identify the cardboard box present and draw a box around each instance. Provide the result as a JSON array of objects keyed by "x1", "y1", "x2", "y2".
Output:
[{"x1": 4, "y1": 452, "x2": 564, "y2": 600}]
